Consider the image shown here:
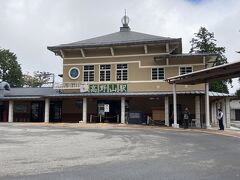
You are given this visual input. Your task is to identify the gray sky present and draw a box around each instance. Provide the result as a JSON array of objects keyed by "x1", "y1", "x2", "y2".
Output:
[{"x1": 0, "y1": 0, "x2": 239, "y2": 93}]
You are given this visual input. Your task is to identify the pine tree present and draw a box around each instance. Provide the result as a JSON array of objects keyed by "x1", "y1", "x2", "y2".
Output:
[{"x1": 190, "y1": 27, "x2": 230, "y2": 93}]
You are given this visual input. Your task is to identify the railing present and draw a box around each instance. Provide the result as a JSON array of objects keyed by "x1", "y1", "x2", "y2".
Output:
[
  {"x1": 89, "y1": 114, "x2": 120, "y2": 123},
  {"x1": 54, "y1": 82, "x2": 82, "y2": 89}
]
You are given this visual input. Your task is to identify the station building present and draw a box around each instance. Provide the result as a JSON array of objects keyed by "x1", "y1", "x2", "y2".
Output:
[{"x1": 0, "y1": 15, "x2": 232, "y2": 128}]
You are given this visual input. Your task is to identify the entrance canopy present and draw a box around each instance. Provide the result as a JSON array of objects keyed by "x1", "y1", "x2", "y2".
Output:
[
  {"x1": 166, "y1": 60, "x2": 240, "y2": 129},
  {"x1": 166, "y1": 60, "x2": 240, "y2": 85}
]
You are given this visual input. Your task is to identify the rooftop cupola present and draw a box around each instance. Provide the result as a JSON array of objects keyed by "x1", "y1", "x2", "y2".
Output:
[{"x1": 120, "y1": 10, "x2": 130, "y2": 32}]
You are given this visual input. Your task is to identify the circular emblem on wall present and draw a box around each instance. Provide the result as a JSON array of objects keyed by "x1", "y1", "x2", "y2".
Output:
[{"x1": 69, "y1": 67, "x2": 80, "y2": 79}]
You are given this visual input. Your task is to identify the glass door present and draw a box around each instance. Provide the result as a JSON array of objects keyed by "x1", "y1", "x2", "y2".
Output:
[{"x1": 50, "y1": 101, "x2": 62, "y2": 122}]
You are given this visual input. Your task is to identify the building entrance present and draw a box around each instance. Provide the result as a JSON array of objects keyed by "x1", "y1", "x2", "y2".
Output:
[
  {"x1": 0, "y1": 103, "x2": 4, "y2": 122},
  {"x1": 50, "y1": 101, "x2": 62, "y2": 122},
  {"x1": 97, "y1": 100, "x2": 120, "y2": 123},
  {"x1": 31, "y1": 102, "x2": 44, "y2": 122}
]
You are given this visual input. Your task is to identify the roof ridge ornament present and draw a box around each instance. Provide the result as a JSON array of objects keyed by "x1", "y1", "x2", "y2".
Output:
[{"x1": 120, "y1": 9, "x2": 131, "y2": 32}]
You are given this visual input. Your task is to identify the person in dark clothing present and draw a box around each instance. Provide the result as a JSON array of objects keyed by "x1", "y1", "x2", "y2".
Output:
[
  {"x1": 217, "y1": 108, "x2": 224, "y2": 130},
  {"x1": 183, "y1": 107, "x2": 190, "y2": 129}
]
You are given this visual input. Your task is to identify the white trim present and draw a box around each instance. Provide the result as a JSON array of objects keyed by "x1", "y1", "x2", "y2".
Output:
[
  {"x1": 68, "y1": 67, "x2": 80, "y2": 80},
  {"x1": 64, "y1": 60, "x2": 204, "y2": 69},
  {"x1": 44, "y1": 98, "x2": 50, "y2": 123},
  {"x1": 64, "y1": 52, "x2": 169, "y2": 60},
  {"x1": 144, "y1": 45, "x2": 148, "y2": 54},
  {"x1": 110, "y1": 47, "x2": 115, "y2": 56},
  {"x1": 203, "y1": 56, "x2": 206, "y2": 65},
  {"x1": 121, "y1": 97, "x2": 125, "y2": 124},
  {"x1": 172, "y1": 83, "x2": 179, "y2": 128},
  {"x1": 166, "y1": 43, "x2": 169, "y2": 53},
  {"x1": 166, "y1": 58, "x2": 169, "y2": 65},
  {"x1": 80, "y1": 49, "x2": 85, "y2": 58},
  {"x1": 82, "y1": 97, "x2": 87, "y2": 123},
  {"x1": 164, "y1": 96, "x2": 169, "y2": 126},
  {"x1": 60, "y1": 50, "x2": 65, "y2": 58},
  {"x1": 205, "y1": 82, "x2": 211, "y2": 129},
  {"x1": 8, "y1": 100, "x2": 14, "y2": 123},
  {"x1": 62, "y1": 80, "x2": 165, "y2": 84}
]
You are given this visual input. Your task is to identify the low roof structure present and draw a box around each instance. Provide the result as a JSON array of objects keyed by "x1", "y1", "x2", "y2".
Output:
[
  {"x1": 166, "y1": 60, "x2": 240, "y2": 85},
  {"x1": 0, "y1": 88, "x2": 231, "y2": 100}
]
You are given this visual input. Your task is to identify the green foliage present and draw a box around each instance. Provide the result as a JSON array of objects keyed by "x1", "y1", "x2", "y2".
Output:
[
  {"x1": 236, "y1": 89, "x2": 240, "y2": 97},
  {"x1": 235, "y1": 79, "x2": 240, "y2": 97},
  {"x1": 209, "y1": 80, "x2": 229, "y2": 94},
  {"x1": 23, "y1": 71, "x2": 52, "y2": 87},
  {"x1": 190, "y1": 27, "x2": 230, "y2": 93},
  {"x1": 0, "y1": 48, "x2": 23, "y2": 87}
]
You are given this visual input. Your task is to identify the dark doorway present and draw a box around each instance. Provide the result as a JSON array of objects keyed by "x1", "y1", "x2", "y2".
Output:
[
  {"x1": 31, "y1": 102, "x2": 44, "y2": 122},
  {"x1": 0, "y1": 104, "x2": 4, "y2": 122},
  {"x1": 236, "y1": 110, "x2": 240, "y2": 121},
  {"x1": 97, "y1": 100, "x2": 120, "y2": 123},
  {"x1": 50, "y1": 101, "x2": 62, "y2": 122}
]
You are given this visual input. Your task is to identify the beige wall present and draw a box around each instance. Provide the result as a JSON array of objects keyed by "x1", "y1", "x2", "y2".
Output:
[{"x1": 62, "y1": 52, "x2": 206, "y2": 92}]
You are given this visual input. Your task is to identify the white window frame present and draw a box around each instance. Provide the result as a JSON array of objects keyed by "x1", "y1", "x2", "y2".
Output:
[
  {"x1": 116, "y1": 64, "x2": 128, "y2": 81},
  {"x1": 83, "y1": 65, "x2": 94, "y2": 82},
  {"x1": 179, "y1": 66, "x2": 193, "y2": 75},
  {"x1": 68, "y1": 67, "x2": 80, "y2": 80},
  {"x1": 151, "y1": 67, "x2": 165, "y2": 80},
  {"x1": 99, "y1": 64, "x2": 111, "y2": 81}
]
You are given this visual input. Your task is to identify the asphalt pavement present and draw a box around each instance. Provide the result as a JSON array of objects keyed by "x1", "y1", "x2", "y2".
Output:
[{"x1": 0, "y1": 123, "x2": 239, "y2": 180}]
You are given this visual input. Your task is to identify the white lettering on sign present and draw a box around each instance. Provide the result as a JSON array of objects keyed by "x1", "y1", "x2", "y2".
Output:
[{"x1": 80, "y1": 84, "x2": 89, "y2": 93}]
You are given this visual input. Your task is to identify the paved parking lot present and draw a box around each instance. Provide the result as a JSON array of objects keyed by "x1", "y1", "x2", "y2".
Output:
[{"x1": 0, "y1": 123, "x2": 240, "y2": 180}]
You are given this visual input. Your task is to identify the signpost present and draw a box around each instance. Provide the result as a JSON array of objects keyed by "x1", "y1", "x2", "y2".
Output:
[{"x1": 104, "y1": 104, "x2": 110, "y2": 112}]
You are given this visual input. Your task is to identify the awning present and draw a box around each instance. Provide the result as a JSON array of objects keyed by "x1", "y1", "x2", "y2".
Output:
[
  {"x1": 44, "y1": 91, "x2": 231, "y2": 98},
  {"x1": 166, "y1": 60, "x2": 240, "y2": 85}
]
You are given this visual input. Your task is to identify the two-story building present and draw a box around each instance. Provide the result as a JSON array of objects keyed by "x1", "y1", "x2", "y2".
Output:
[{"x1": 0, "y1": 15, "x2": 231, "y2": 128}]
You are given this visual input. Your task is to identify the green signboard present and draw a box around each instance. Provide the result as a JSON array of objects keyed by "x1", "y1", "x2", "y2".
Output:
[{"x1": 88, "y1": 84, "x2": 127, "y2": 93}]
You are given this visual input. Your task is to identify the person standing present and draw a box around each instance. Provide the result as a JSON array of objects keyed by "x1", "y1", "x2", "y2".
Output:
[
  {"x1": 217, "y1": 108, "x2": 224, "y2": 130},
  {"x1": 183, "y1": 107, "x2": 190, "y2": 129}
]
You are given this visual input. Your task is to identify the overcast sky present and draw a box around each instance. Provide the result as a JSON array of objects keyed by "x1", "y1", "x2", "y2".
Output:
[{"x1": 0, "y1": 0, "x2": 239, "y2": 93}]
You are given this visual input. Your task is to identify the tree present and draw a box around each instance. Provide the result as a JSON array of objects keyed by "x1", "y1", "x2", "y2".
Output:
[
  {"x1": 236, "y1": 89, "x2": 240, "y2": 97},
  {"x1": 190, "y1": 27, "x2": 230, "y2": 93},
  {"x1": 23, "y1": 71, "x2": 53, "y2": 87},
  {"x1": 0, "y1": 48, "x2": 23, "y2": 87},
  {"x1": 235, "y1": 78, "x2": 240, "y2": 97}
]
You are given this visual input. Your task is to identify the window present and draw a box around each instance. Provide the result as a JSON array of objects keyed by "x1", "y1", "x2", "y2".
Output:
[
  {"x1": 100, "y1": 64, "x2": 111, "y2": 81},
  {"x1": 152, "y1": 68, "x2": 164, "y2": 80},
  {"x1": 84, "y1": 65, "x2": 94, "y2": 82},
  {"x1": 116, "y1": 64, "x2": 128, "y2": 81},
  {"x1": 180, "y1": 66, "x2": 192, "y2": 75},
  {"x1": 69, "y1": 67, "x2": 80, "y2": 79}
]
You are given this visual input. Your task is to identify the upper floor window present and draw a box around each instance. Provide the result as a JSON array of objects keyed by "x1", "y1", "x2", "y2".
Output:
[
  {"x1": 100, "y1": 64, "x2": 111, "y2": 81},
  {"x1": 69, "y1": 67, "x2": 80, "y2": 80},
  {"x1": 116, "y1": 64, "x2": 128, "y2": 81},
  {"x1": 180, "y1": 66, "x2": 192, "y2": 75},
  {"x1": 84, "y1": 65, "x2": 94, "y2": 82},
  {"x1": 152, "y1": 68, "x2": 164, "y2": 80}
]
